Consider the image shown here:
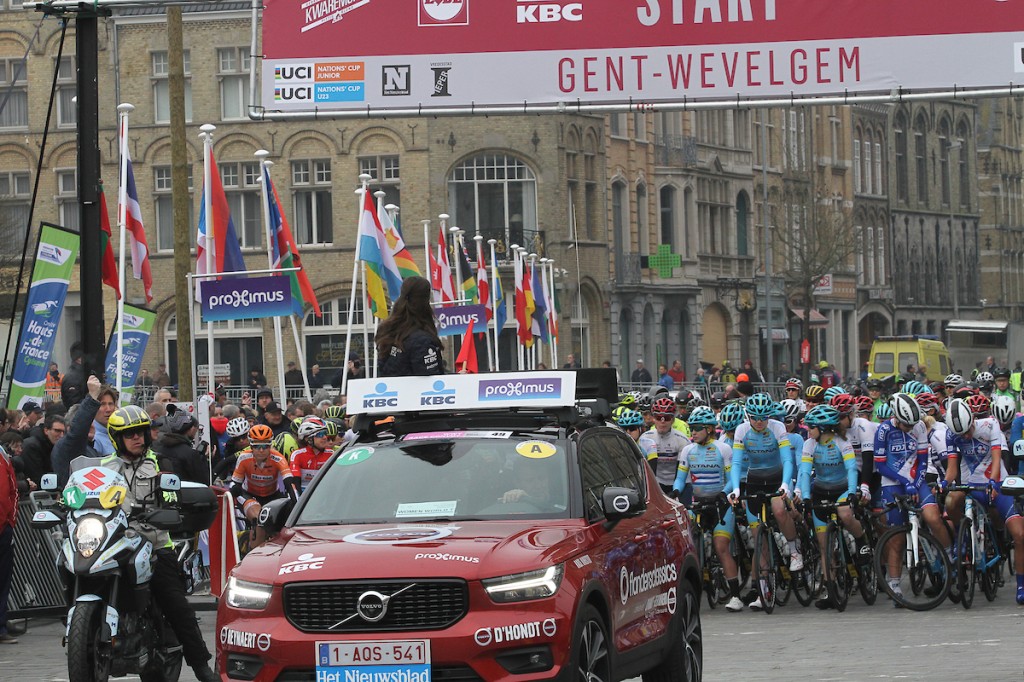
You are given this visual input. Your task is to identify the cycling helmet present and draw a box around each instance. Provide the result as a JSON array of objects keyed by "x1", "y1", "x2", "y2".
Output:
[
  {"x1": 823, "y1": 386, "x2": 848, "y2": 402},
  {"x1": 226, "y1": 417, "x2": 250, "y2": 439},
  {"x1": 649, "y1": 385, "x2": 670, "y2": 400},
  {"x1": 780, "y1": 399, "x2": 803, "y2": 422},
  {"x1": 687, "y1": 406, "x2": 718, "y2": 429},
  {"x1": 945, "y1": 398, "x2": 974, "y2": 435},
  {"x1": 618, "y1": 392, "x2": 637, "y2": 408},
  {"x1": 889, "y1": 393, "x2": 921, "y2": 426},
  {"x1": 965, "y1": 393, "x2": 991, "y2": 417},
  {"x1": 290, "y1": 416, "x2": 304, "y2": 435},
  {"x1": 866, "y1": 378, "x2": 884, "y2": 391},
  {"x1": 805, "y1": 385, "x2": 826, "y2": 401},
  {"x1": 273, "y1": 432, "x2": 298, "y2": 459},
  {"x1": 994, "y1": 367, "x2": 1011, "y2": 379},
  {"x1": 952, "y1": 385, "x2": 977, "y2": 401},
  {"x1": 628, "y1": 390, "x2": 644, "y2": 404},
  {"x1": 914, "y1": 392, "x2": 940, "y2": 414},
  {"x1": 651, "y1": 397, "x2": 677, "y2": 417},
  {"x1": 771, "y1": 402, "x2": 787, "y2": 421},
  {"x1": 248, "y1": 423, "x2": 274, "y2": 444},
  {"x1": 297, "y1": 416, "x2": 327, "y2": 441},
  {"x1": 805, "y1": 404, "x2": 841, "y2": 429},
  {"x1": 944, "y1": 373, "x2": 964, "y2": 388},
  {"x1": 709, "y1": 391, "x2": 727, "y2": 409},
  {"x1": 323, "y1": 404, "x2": 346, "y2": 420},
  {"x1": 107, "y1": 405, "x2": 153, "y2": 451},
  {"x1": 323, "y1": 419, "x2": 339, "y2": 438},
  {"x1": 992, "y1": 395, "x2": 1017, "y2": 426},
  {"x1": 976, "y1": 371, "x2": 995, "y2": 390},
  {"x1": 874, "y1": 402, "x2": 894, "y2": 421},
  {"x1": 745, "y1": 393, "x2": 775, "y2": 419},
  {"x1": 784, "y1": 378, "x2": 803, "y2": 391},
  {"x1": 901, "y1": 380, "x2": 929, "y2": 397},
  {"x1": 829, "y1": 393, "x2": 855, "y2": 417},
  {"x1": 637, "y1": 393, "x2": 653, "y2": 411},
  {"x1": 675, "y1": 389, "x2": 705, "y2": 408},
  {"x1": 616, "y1": 409, "x2": 645, "y2": 429},
  {"x1": 611, "y1": 405, "x2": 628, "y2": 421},
  {"x1": 719, "y1": 403, "x2": 746, "y2": 432},
  {"x1": 854, "y1": 395, "x2": 874, "y2": 415}
]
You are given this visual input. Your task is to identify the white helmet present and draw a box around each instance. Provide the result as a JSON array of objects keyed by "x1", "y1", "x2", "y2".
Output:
[
  {"x1": 944, "y1": 373, "x2": 963, "y2": 387},
  {"x1": 992, "y1": 395, "x2": 1017, "y2": 426},
  {"x1": 890, "y1": 393, "x2": 921, "y2": 426},
  {"x1": 297, "y1": 416, "x2": 327, "y2": 441},
  {"x1": 780, "y1": 399, "x2": 802, "y2": 421},
  {"x1": 226, "y1": 417, "x2": 250, "y2": 438},
  {"x1": 945, "y1": 398, "x2": 974, "y2": 435}
]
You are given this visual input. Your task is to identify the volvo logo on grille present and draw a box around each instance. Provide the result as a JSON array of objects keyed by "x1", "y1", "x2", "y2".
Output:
[{"x1": 356, "y1": 591, "x2": 388, "y2": 622}]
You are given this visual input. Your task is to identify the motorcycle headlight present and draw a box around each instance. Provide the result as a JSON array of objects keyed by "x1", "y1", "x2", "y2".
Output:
[
  {"x1": 483, "y1": 564, "x2": 563, "y2": 603},
  {"x1": 74, "y1": 516, "x2": 106, "y2": 558},
  {"x1": 226, "y1": 577, "x2": 273, "y2": 610}
]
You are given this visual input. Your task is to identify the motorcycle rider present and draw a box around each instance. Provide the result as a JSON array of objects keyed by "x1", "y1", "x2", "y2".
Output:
[{"x1": 103, "y1": 405, "x2": 218, "y2": 682}]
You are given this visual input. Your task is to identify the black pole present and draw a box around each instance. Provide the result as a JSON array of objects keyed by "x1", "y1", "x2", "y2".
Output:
[{"x1": 77, "y1": 12, "x2": 105, "y2": 379}]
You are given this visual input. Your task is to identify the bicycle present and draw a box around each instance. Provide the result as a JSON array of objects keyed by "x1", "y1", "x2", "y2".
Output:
[
  {"x1": 691, "y1": 495, "x2": 731, "y2": 609},
  {"x1": 873, "y1": 494, "x2": 953, "y2": 611},
  {"x1": 810, "y1": 495, "x2": 871, "y2": 612},
  {"x1": 739, "y1": 487, "x2": 794, "y2": 614},
  {"x1": 790, "y1": 498, "x2": 823, "y2": 607},
  {"x1": 949, "y1": 483, "x2": 1004, "y2": 608},
  {"x1": 852, "y1": 499, "x2": 880, "y2": 606}
]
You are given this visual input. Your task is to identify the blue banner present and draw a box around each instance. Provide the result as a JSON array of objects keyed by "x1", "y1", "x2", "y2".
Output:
[
  {"x1": 104, "y1": 304, "x2": 157, "y2": 406},
  {"x1": 201, "y1": 275, "x2": 293, "y2": 322},
  {"x1": 8, "y1": 224, "x2": 80, "y2": 410},
  {"x1": 435, "y1": 304, "x2": 486, "y2": 337}
]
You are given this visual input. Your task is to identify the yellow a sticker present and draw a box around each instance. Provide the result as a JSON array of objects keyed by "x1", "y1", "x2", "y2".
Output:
[
  {"x1": 99, "y1": 485, "x2": 127, "y2": 509},
  {"x1": 516, "y1": 440, "x2": 556, "y2": 459}
]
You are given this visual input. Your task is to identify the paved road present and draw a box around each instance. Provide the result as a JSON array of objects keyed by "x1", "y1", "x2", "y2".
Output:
[{"x1": 4, "y1": 594, "x2": 1023, "y2": 680}]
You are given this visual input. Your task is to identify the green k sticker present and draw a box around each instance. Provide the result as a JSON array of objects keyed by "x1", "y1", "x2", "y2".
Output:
[
  {"x1": 336, "y1": 447, "x2": 375, "y2": 466},
  {"x1": 63, "y1": 485, "x2": 85, "y2": 510}
]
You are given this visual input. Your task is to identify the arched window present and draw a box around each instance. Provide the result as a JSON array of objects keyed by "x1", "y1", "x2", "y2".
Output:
[
  {"x1": 659, "y1": 186, "x2": 676, "y2": 250},
  {"x1": 938, "y1": 118, "x2": 951, "y2": 205},
  {"x1": 874, "y1": 131, "x2": 884, "y2": 195},
  {"x1": 736, "y1": 191, "x2": 749, "y2": 256},
  {"x1": 957, "y1": 121, "x2": 970, "y2": 208},
  {"x1": 637, "y1": 183, "x2": 649, "y2": 256},
  {"x1": 448, "y1": 153, "x2": 537, "y2": 254},
  {"x1": 894, "y1": 113, "x2": 909, "y2": 202},
  {"x1": 863, "y1": 137, "x2": 872, "y2": 196},
  {"x1": 914, "y1": 113, "x2": 928, "y2": 203},
  {"x1": 865, "y1": 227, "x2": 875, "y2": 285},
  {"x1": 612, "y1": 180, "x2": 628, "y2": 250},
  {"x1": 853, "y1": 126, "x2": 862, "y2": 192}
]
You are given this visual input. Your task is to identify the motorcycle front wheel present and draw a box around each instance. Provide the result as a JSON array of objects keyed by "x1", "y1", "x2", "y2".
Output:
[{"x1": 67, "y1": 601, "x2": 112, "y2": 682}]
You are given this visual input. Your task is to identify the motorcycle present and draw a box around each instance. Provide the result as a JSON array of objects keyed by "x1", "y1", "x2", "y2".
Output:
[{"x1": 31, "y1": 455, "x2": 216, "y2": 682}]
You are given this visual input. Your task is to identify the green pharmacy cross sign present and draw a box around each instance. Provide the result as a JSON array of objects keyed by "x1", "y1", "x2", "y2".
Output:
[{"x1": 649, "y1": 245, "x2": 682, "y2": 278}]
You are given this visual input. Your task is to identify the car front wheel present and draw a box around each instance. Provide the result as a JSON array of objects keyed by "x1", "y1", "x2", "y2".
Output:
[
  {"x1": 643, "y1": 580, "x2": 703, "y2": 682},
  {"x1": 573, "y1": 604, "x2": 611, "y2": 682}
]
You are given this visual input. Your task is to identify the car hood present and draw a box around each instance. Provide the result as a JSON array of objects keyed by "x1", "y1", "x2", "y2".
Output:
[{"x1": 237, "y1": 520, "x2": 590, "y2": 584}]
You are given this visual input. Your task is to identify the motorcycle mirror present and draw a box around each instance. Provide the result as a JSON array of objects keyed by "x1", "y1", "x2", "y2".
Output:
[
  {"x1": 40, "y1": 473, "x2": 58, "y2": 491},
  {"x1": 159, "y1": 473, "x2": 181, "y2": 492},
  {"x1": 30, "y1": 510, "x2": 63, "y2": 529}
]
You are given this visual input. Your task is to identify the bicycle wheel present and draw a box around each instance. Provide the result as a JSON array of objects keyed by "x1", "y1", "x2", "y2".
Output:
[
  {"x1": 857, "y1": 544, "x2": 879, "y2": 606},
  {"x1": 791, "y1": 524, "x2": 820, "y2": 607},
  {"x1": 874, "y1": 525, "x2": 952, "y2": 611},
  {"x1": 981, "y1": 517, "x2": 1001, "y2": 603},
  {"x1": 824, "y1": 524, "x2": 849, "y2": 612},
  {"x1": 697, "y1": 532, "x2": 716, "y2": 610},
  {"x1": 772, "y1": 530, "x2": 793, "y2": 607},
  {"x1": 956, "y1": 519, "x2": 976, "y2": 609},
  {"x1": 752, "y1": 526, "x2": 777, "y2": 614},
  {"x1": 710, "y1": 565, "x2": 731, "y2": 607},
  {"x1": 733, "y1": 527, "x2": 752, "y2": 591}
]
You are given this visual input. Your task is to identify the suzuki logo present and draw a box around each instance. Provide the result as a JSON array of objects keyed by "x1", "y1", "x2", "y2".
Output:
[{"x1": 83, "y1": 469, "x2": 106, "y2": 491}]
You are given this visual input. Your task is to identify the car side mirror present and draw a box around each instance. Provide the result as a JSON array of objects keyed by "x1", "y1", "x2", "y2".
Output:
[
  {"x1": 40, "y1": 474, "x2": 58, "y2": 491},
  {"x1": 601, "y1": 487, "x2": 643, "y2": 523},
  {"x1": 258, "y1": 497, "x2": 293, "y2": 535},
  {"x1": 159, "y1": 473, "x2": 181, "y2": 492}
]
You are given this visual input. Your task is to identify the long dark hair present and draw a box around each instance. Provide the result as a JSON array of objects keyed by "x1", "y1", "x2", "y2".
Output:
[{"x1": 375, "y1": 276, "x2": 443, "y2": 354}]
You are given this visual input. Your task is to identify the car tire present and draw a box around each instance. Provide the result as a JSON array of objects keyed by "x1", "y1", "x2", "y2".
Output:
[
  {"x1": 571, "y1": 604, "x2": 612, "y2": 682},
  {"x1": 643, "y1": 580, "x2": 703, "y2": 682}
]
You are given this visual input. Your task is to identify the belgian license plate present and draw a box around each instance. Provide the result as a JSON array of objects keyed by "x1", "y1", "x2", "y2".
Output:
[{"x1": 316, "y1": 640, "x2": 431, "y2": 681}]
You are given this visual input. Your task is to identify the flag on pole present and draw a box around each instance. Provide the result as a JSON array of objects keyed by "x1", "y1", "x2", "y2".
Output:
[
  {"x1": 457, "y1": 240, "x2": 478, "y2": 304},
  {"x1": 476, "y1": 247, "x2": 491, "y2": 322},
  {"x1": 492, "y1": 261, "x2": 507, "y2": 333},
  {"x1": 430, "y1": 225, "x2": 456, "y2": 305},
  {"x1": 119, "y1": 150, "x2": 154, "y2": 302},
  {"x1": 544, "y1": 265, "x2": 558, "y2": 341},
  {"x1": 379, "y1": 204, "x2": 420, "y2": 279},
  {"x1": 265, "y1": 167, "x2": 321, "y2": 317},
  {"x1": 531, "y1": 261, "x2": 548, "y2": 343},
  {"x1": 358, "y1": 190, "x2": 392, "y2": 319},
  {"x1": 98, "y1": 181, "x2": 121, "y2": 299},
  {"x1": 514, "y1": 254, "x2": 533, "y2": 347},
  {"x1": 195, "y1": 148, "x2": 247, "y2": 300},
  {"x1": 455, "y1": 318, "x2": 478, "y2": 374}
]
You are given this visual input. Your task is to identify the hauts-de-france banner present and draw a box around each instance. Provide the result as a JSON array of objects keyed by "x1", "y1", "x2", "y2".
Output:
[
  {"x1": 8, "y1": 224, "x2": 80, "y2": 409},
  {"x1": 103, "y1": 304, "x2": 157, "y2": 406},
  {"x1": 262, "y1": 0, "x2": 1024, "y2": 114}
]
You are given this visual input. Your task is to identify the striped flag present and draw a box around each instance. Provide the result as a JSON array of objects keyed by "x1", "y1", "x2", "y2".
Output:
[
  {"x1": 358, "y1": 190, "x2": 391, "y2": 319},
  {"x1": 457, "y1": 239, "x2": 478, "y2": 304},
  {"x1": 119, "y1": 145, "x2": 153, "y2": 302},
  {"x1": 531, "y1": 260, "x2": 548, "y2": 343},
  {"x1": 195, "y1": 147, "x2": 247, "y2": 301},
  {"x1": 476, "y1": 247, "x2": 491, "y2": 322},
  {"x1": 430, "y1": 225, "x2": 456, "y2": 305},
  {"x1": 265, "y1": 167, "x2": 321, "y2": 317},
  {"x1": 97, "y1": 181, "x2": 121, "y2": 298},
  {"x1": 492, "y1": 258, "x2": 507, "y2": 333},
  {"x1": 379, "y1": 204, "x2": 420, "y2": 280},
  {"x1": 514, "y1": 253, "x2": 532, "y2": 347}
]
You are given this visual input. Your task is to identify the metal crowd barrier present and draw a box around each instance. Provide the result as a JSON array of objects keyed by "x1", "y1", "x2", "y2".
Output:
[{"x1": 9, "y1": 498, "x2": 66, "y2": 619}]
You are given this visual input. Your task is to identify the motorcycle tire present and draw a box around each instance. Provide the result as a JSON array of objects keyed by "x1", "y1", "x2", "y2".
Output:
[{"x1": 67, "y1": 601, "x2": 112, "y2": 682}]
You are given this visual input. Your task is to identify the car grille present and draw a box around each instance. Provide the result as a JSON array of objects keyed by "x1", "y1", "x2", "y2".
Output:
[
  {"x1": 282, "y1": 579, "x2": 469, "y2": 632},
  {"x1": 276, "y1": 666, "x2": 482, "y2": 681}
]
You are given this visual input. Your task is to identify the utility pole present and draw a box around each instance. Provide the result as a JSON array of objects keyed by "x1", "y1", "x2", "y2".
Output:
[{"x1": 168, "y1": 6, "x2": 193, "y2": 399}]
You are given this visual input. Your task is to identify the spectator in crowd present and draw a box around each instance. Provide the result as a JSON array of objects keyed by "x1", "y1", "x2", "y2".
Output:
[
  {"x1": 695, "y1": 367, "x2": 709, "y2": 389},
  {"x1": 773, "y1": 362, "x2": 791, "y2": 382},
  {"x1": 255, "y1": 389, "x2": 274, "y2": 418},
  {"x1": 17, "y1": 402, "x2": 44, "y2": 439},
  {"x1": 818, "y1": 360, "x2": 840, "y2": 388},
  {"x1": 260, "y1": 401, "x2": 290, "y2": 437},
  {"x1": 91, "y1": 386, "x2": 119, "y2": 456},
  {"x1": 667, "y1": 360, "x2": 686, "y2": 384},
  {"x1": 657, "y1": 364, "x2": 674, "y2": 390},
  {"x1": 0, "y1": 441, "x2": 16, "y2": 643},
  {"x1": 308, "y1": 363, "x2": 325, "y2": 389},
  {"x1": 153, "y1": 388, "x2": 174, "y2": 405},
  {"x1": 61, "y1": 343, "x2": 86, "y2": 409},
  {"x1": 916, "y1": 364, "x2": 929, "y2": 383},
  {"x1": 0, "y1": 434, "x2": 28, "y2": 496},
  {"x1": 742, "y1": 359, "x2": 763, "y2": 384},
  {"x1": 563, "y1": 353, "x2": 581, "y2": 369},
  {"x1": 152, "y1": 363, "x2": 172, "y2": 387},
  {"x1": 720, "y1": 361, "x2": 737, "y2": 384},
  {"x1": 44, "y1": 362, "x2": 63, "y2": 405},
  {"x1": 630, "y1": 359, "x2": 652, "y2": 385},
  {"x1": 19, "y1": 415, "x2": 65, "y2": 488},
  {"x1": 984, "y1": 356, "x2": 996, "y2": 374},
  {"x1": 284, "y1": 361, "x2": 304, "y2": 387},
  {"x1": 346, "y1": 357, "x2": 366, "y2": 382},
  {"x1": 52, "y1": 376, "x2": 102, "y2": 486},
  {"x1": 248, "y1": 366, "x2": 268, "y2": 391},
  {"x1": 136, "y1": 368, "x2": 155, "y2": 388},
  {"x1": 155, "y1": 406, "x2": 210, "y2": 485}
]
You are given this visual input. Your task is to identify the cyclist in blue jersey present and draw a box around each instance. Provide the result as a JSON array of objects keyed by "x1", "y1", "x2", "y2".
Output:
[
  {"x1": 727, "y1": 393, "x2": 800, "y2": 609},
  {"x1": 672, "y1": 407, "x2": 743, "y2": 611},
  {"x1": 874, "y1": 393, "x2": 953, "y2": 602},
  {"x1": 717, "y1": 402, "x2": 745, "y2": 451},
  {"x1": 780, "y1": 398, "x2": 805, "y2": 492}
]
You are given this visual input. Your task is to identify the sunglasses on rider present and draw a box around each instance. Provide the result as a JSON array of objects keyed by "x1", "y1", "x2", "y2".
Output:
[
  {"x1": 653, "y1": 415, "x2": 674, "y2": 422},
  {"x1": 251, "y1": 443, "x2": 272, "y2": 450}
]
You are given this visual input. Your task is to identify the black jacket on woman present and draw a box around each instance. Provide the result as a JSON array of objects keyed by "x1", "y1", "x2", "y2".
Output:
[{"x1": 377, "y1": 330, "x2": 446, "y2": 377}]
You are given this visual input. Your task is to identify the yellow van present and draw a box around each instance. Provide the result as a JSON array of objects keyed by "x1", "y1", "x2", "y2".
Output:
[{"x1": 868, "y1": 336, "x2": 952, "y2": 383}]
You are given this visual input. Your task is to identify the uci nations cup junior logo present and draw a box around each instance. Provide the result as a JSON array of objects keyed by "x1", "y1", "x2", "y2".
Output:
[{"x1": 419, "y1": 0, "x2": 469, "y2": 26}]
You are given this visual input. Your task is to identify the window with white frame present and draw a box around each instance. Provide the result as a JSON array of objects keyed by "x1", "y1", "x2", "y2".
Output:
[
  {"x1": 829, "y1": 108, "x2": 841, "y2": 163},
  {"x1": 152, "y1": 50, "x2": 192, "y2": 124},
  {"x1": 863, "y1": 138, "x2": 872, "y2": 195},
  {"x1": 56, "y1": 57, "x2": 76, "y2": 127},
  {"x1": 303, "y1": 298, "x2": 369, "y2": 380},
  {"x1": 218, "y1": 47, "x2": 250, "y2": 120},
  {"x1": 292, "y1": 159, "x2": 333, "y2": 245},
  {"x1": 873, "y1": 136, "x2": 883, "y2": 195},
  {"x1": 56, "y1": 169, "x2": 78, "y2": 231},
  {"x1": 783, "y1": 109, "x2": 805, "y2": 171},
  {"x1": 154, "y1": 165, "x2": 195, "y2": 252},
  {"x1": 853, "y1": 131, "x2": 861, "y2": 192},
  {"x1": 0, "y1": 58, "x2": 28, "y2": 128},
  {"x1": 0, "y1": 171, "x2": 30, "y2": 255},
  {"x1": 448, "y1": 153, "x2": 538, "y2": 252},
  {"x1": 221, "y1": 161, "x2": 262, "y2": 248},
  {"x1": 609, "y1": 113, "x2": 627, "y2": 137},
  {"x1": 569, "y1": 290, "x2": 591, "y2": 367},
  {"x1": 358, "y1": 155, "x2": 401, "y2": 207},
  {"x1": 633, "y1": 112, "x2": 647, "y2": 142}
]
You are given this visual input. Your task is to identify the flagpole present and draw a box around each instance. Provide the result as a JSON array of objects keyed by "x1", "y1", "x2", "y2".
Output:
[
  {"x1": 512, "y1": 244, "x2": 524, "y2": 371},
  {"x1": 256, "y1": 151, "x2": 289, "y2": 404},
  {"x1": 540, "y1": 257, "x2": 553, "y2": 369},
  {"x1": 546, "y1": 258, "x2": 559, "y2": 367},
  {"x1": 421, "y1": 219, "x2": 432, "y2": 301},
  {"x1": 200, "y1": 124, "x2": 217, "y2": 399},
  {"x1": 114, "y1": 103, "x2": 133, "y2": 399},
  {"x1": 449, "y1": 225, "x2": 462, "y2": 303},
  {"x1": 342, "y1": 175, "x2": 372, "y2": 397},
  {"x1": 529, "y1": 252, "x2": 539, "y2": 370},
  {"x1": 473, "y1": 233, "x2": 492, "y2": 373},
  {"x1": 488, "y1": 238, "x2": 501, "y2": 371}
]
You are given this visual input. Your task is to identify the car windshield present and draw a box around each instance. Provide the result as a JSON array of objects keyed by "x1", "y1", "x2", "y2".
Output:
[{"x1": 296, "y1": 434, "x2": 570, "y2": 524}]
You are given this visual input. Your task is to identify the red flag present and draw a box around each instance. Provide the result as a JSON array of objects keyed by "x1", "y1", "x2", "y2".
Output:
[
  {"x1": 477, "y1": 247, "x2": 491, "y2": 322},
  {"x1": 455, "y1": 318, "x2": 478, "y2": 374},
  {"x1": 430, "y1": 225, "x2": 456, "y2": 305},
  {"x1": 207, "y1": 490, "x2": 241, "y2": 597},
  {"x1": 98, "y1": 181, "x2": 120, "y2": 298},
  {"x1": 118, "y1": 132, "x2": 154, "y2": 302}
]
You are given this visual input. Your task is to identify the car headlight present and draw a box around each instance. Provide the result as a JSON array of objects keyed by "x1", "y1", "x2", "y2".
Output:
[
  {"x1": 483, "y1": 564, "x2": 564, "y2": 603},
  {"x1": 225, "y1": 577, "x2": 273, "y2": 610},
  {"x1": 74, "y1": 516, "x2": 106, "y2": 558}
]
